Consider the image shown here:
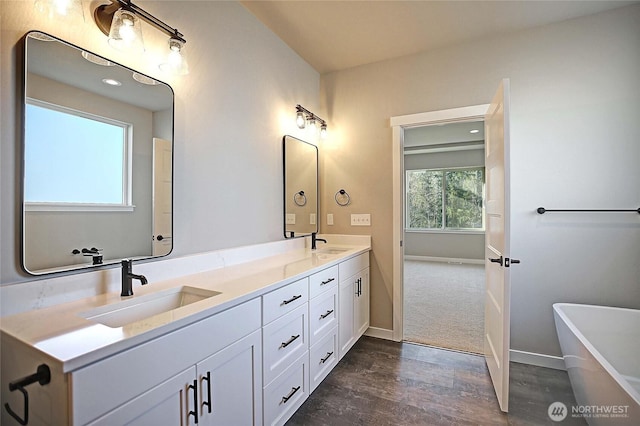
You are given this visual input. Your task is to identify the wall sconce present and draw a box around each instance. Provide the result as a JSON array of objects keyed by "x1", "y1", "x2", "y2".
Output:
[
  {"x1": 295, "y1": 104, "x2": 328, "y2": 139},
  {"x1": 93, "y1": 0, "x2": 189, "y2": 75}
]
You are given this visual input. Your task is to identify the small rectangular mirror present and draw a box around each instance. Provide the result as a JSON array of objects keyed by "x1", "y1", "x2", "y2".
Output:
[
  {"x1": 283, "y1": 135, "x2": 318, "y2": 238},
  {"x1": 22, "y1": 31, "x2": 174, "y2": 275}
]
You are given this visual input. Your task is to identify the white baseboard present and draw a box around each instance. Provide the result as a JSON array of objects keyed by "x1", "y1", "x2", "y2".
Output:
[
  {"x1": 364, "y1": 327, "x2": 394, "y2": 340},
  {"x1": 365, "y1": 327, "x2": 566, "y2": 371},
  {"x1": 510, "y1": 349, "x2": 566, "y2": 370},
  {"x1": 404, "y1": 255, "x2": 484, "y2": 265}
]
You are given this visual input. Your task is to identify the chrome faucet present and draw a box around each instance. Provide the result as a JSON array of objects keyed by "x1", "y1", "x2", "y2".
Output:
[
  {"x1": 311, "y1": 232, "x2": 327, "y2": 250},
  {"x1": 121, "y1": 259, "x2": 148, "y2": 296}
]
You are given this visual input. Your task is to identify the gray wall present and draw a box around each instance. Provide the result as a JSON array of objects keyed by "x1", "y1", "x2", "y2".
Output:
[
  {"x1": 319, "y1": 4, "x2": 640, "y2": 357},
  {"x1": 1, "y1": 1, "x2": 320, "y2": 285},
  {"x1": 404, "y1": 148, "x2": 485, "y2": 260}
]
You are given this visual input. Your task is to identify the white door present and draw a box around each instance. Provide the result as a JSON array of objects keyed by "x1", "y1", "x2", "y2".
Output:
[
  {"x1": 153, "y1": 138, "x2": 172, "y2": 256},
  {"x1": 484, "y1": 78, "x2": 513, "y2": 412}
]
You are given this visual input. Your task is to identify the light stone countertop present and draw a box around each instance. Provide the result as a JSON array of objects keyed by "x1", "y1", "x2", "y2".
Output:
[{"x1": 0, "y1": 242, "x2": 370, "y2": 373}]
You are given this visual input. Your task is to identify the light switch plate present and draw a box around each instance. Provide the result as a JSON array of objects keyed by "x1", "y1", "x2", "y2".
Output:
[
  {"x1": 327, "y1": 213, "x2": 334, "y2": 225},
  {"x1": 310, "y1": 213, "x2": 316, "y2": 225},
  {"x1": 286, "y1": 214, "x2": 296, "y2": 225},
  {"x1": 351, "y1": 214, "x2": 371, "y2": 226}
]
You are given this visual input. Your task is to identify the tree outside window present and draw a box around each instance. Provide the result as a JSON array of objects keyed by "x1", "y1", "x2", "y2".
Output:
[{"x1": 406, "y1": 167, "x2": 484, "y2": 230}]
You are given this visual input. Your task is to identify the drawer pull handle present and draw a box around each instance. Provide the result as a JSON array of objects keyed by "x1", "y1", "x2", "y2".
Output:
[
  {"x1": 320, "y1": 278, "x2": 335, "y2": 285},
  {"x1": 282, "y1": 386, "x2": 301, "y2": 404},
  {"x1": 320, "y1": 309, "x2": 334, "y2": 320},
  {"x1": 188, "y1": 379, "x2": 198, "y2": 424},
  {"x1": 282, "y1": 294, "x2": 302, "y2": 305},
  {"x1": 202, "y1": 371, "x2": 212, "y2": 414},
  {"x1": 280, "y1": 334, "x2": 300, "y2": 348},
  {"x1": 321, "y1": 351, "x2": 334, "y2": 364}
]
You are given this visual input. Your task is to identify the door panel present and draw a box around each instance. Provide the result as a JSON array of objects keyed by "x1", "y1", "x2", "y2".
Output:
[{"x1": 484, "y1": 78, "x2": 511, "y2": 413}]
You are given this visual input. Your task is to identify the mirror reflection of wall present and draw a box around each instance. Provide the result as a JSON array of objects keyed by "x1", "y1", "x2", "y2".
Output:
[
  {"x1": 283, "y1": 135, "x2": 318, "y2": 237},
  {"x1": 22, "y1": 31, "x2": 174, "y2": 275}
]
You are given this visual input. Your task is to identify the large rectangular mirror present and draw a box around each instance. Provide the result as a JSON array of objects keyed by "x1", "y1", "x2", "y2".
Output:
[
  {"x1": 283, "y1": 135, "x2": 318, "y2": 238},
  {"x1": 22, "y1": 31, "x2": 174, "y2": 275}
]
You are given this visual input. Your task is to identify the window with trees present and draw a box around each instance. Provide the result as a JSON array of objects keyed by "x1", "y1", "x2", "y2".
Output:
[{"x1": 406, "y1": 167, "x2": 485, "y2": 231}]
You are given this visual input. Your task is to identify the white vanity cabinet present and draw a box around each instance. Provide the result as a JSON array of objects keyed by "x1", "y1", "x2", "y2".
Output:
[
  {"x1": 338, "y1": 252, "x2": 370, "y2": 358},
  {"x1": 261, "y1": 278, "x2": 310, "y2": 426},
  {"x1": 307, "y1": 265, "x2": 339, "y2": 392}
]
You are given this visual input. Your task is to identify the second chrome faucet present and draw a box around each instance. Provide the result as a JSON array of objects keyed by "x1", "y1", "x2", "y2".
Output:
[{"x1": 121, "y1": 259, "x2": 148, "y2": 296}]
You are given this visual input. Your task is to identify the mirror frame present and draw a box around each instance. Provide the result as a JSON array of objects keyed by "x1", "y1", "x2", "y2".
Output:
[
  {"x1": 21, "y1": 30, "x2": 175, "y2": 276},
  {"x1": 283, "y1": 135, "x2": 319, "y2": 238}
]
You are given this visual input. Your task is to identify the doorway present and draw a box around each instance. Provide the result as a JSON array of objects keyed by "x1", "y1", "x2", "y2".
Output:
[
  {"x1": 401, "y1": 121, "x2": 486, "y2": 353},
  {"x1": 389, "y1": 104, "x2": 489, "y2": 345}
]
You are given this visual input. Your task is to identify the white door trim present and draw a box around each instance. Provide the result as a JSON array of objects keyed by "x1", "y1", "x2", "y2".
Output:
[{"x1": 390, "y1": 104, "x2": 489, "y2": 342}]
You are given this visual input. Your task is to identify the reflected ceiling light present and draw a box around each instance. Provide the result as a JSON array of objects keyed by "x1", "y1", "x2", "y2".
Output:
[
  {"x1": 470, "y1": 129, "x2": 480, "y2": 134},
  {"x1": 94, "y1": 0, "x2": 188, "y2": 75},
  {"x1": 81, "y1": 51, "x2": 115, "y2": 66},
  {"x1": 102, "y1": 78, "x2": 122, "y2": 86},
  {"x1": 132, "y1": 72, "x2": 159, "y2": 85},
  {"x1": 295, "y1": 104, "x2": 328, "y2": 139}
]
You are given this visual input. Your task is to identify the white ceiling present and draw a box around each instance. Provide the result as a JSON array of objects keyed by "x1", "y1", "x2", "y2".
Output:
[{"x1": 241, "y1": 0, "x2": 637, "y2": 74}]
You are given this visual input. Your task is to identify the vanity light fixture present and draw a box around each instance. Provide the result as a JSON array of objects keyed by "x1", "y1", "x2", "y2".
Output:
[
  {"x1": 295, "y1": 104, "x2": 328, "y2": 139},
  {"x1": 93, "y1": 0, "x2": 189, "y2": 75}
]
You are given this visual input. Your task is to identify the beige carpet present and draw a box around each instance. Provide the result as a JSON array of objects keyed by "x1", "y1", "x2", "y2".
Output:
[{"x1": 403, "y1": 260, "x2": 485, "y2": 354}]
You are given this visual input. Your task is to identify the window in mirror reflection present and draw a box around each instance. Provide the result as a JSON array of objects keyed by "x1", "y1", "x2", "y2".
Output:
[{"x1": 25, "y1": 99, "x2": 133, "y2": 210}]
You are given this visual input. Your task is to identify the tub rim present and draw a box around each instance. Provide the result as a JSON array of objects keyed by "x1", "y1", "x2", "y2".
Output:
[{"x1": 553, "y1": 302, "x2": 640, "y2": 406}]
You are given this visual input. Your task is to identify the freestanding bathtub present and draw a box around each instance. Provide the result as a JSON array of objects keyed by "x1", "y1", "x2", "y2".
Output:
[{"x1": 553, "y1": 303, "x2": 640, "y2": 425}]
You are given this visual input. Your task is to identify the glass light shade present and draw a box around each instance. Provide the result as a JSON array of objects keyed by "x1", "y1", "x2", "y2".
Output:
[
  {"x1": 320, "y1": 124, "x2": 328, "y2": 139},
  {"x1": 108, "y1": 9, "x2": 145, "y2": 53},
  {"x1": 159, "y1": 38, "x2": 189, "y2": 75},
  {"x1": 308, "y1": 118, "x2": 317, "y2": 133},
  {"x1": 296, "y1": 111, "x2": 306, "y2": 129},
  {"x1": 34, "y1": 0, "x2": 84, "y2": 21}
]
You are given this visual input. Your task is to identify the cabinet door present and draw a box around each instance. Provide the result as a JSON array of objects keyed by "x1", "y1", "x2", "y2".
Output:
[
  {"x1": 197, "y1": 330, "x2": 262, "y2": 426},
  {"x1": 89, "y1": 367, "x2": 197, "y2": 426},
  {"x1": 338, "y1": 278, "x2": 355, "y2": 358},
  {"x1": 354, "y1": 267, "x2": 370, "y2": 339}
]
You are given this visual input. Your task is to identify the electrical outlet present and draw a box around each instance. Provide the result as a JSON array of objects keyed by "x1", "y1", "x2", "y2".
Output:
[
  {"x1": 286, "y1": 214, "x2": 296, "y2": 225},
  {"x1": 351, "y1": 214, "x2": 371, "y2": 226},
  {"x1": 327, "y1": 213, "x2": 334, "y2": 225}
]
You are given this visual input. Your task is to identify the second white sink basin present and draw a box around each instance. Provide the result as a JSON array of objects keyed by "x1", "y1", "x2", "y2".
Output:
[
  {"x1": 79, "y1": 286, "x2": 221, "y2": 328},
  {"x1": 315, "y1": 248, "x2": 351, "y2": 255}
]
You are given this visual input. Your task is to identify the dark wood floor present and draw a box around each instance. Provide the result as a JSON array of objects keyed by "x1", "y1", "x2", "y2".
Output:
[{"x1": 287, "y1": 337, "x2": 586, "y2": 425}]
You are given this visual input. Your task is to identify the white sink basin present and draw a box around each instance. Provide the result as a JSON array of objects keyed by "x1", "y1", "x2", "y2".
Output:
[
  {"x1": 315, "y1": 248, "x2": 351, "y2": 255},
  {"x1": 79, "y1": 286, "x2": 221, "y2": 328}
]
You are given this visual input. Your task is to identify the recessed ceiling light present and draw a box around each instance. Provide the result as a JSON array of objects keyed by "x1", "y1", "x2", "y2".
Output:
[
  {"x1": 102, "y1": 78, "x2": 122, "y2": 86},
  {"x1": 470, "y1": 129, "x2": 480, "y2": 134}
]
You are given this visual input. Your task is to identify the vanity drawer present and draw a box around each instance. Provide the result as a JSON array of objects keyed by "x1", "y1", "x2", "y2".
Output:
[
  {"x1": 308, "y1": 286, "x2": 338, "y2": 346},
  {"x1": 262, "y1": 303, "x2": 308, "y2": 385},
  {"x1": 338, "y1": 252, "x2": 369, "y2": 282},
  {"x1": 309, "y1": 327, "x2": 338, "y2": 393},
  {"x1": 309, "y1": 265, "x2": 338, "y2": 298},
  {"x1": 262, "y1": 278, "x2": 309, "y2": 325},
  {"x1": 263, "y1": 352, "x2": 308, "y2": 426}
]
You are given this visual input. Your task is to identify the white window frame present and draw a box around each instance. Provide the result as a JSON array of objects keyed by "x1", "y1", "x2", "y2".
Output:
[
  {"x1": 405, "y1": 166, "x2": 485, "y2": 233},
  {"x1": 24, "y1": 98, "x2": 134, "y2": 212}
]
